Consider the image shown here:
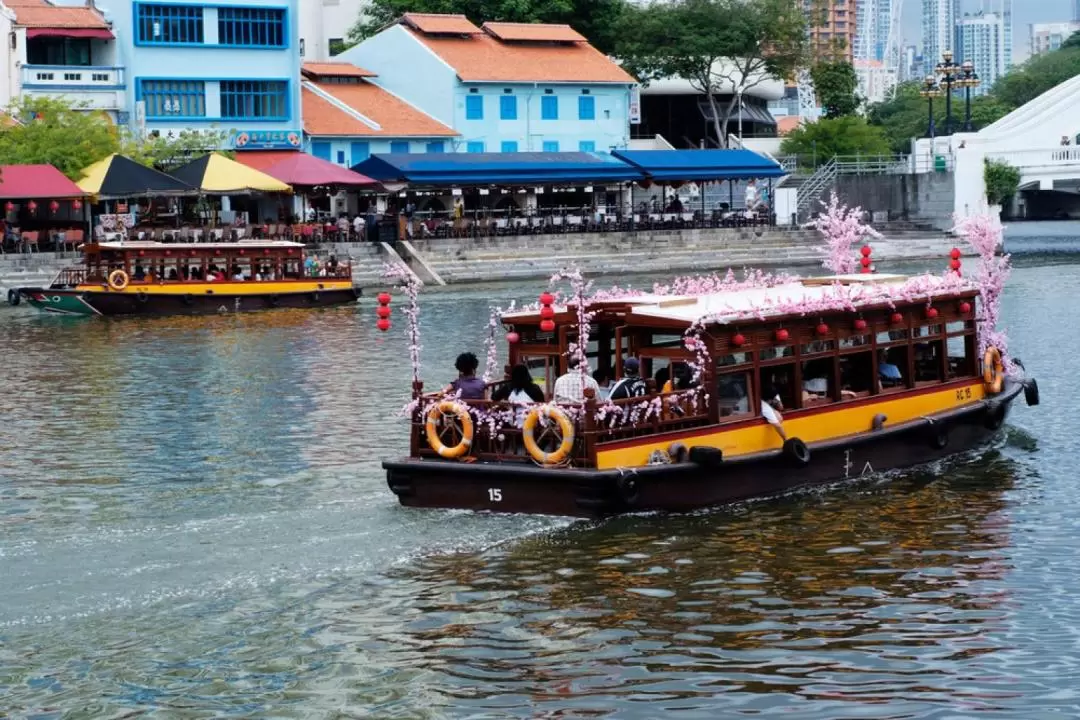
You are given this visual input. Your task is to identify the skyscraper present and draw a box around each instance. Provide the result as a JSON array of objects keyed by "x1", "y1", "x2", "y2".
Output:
[
  {"x1": 1030, "y1": 21, "x2": 1080, "y2": 56},
  {"x1": 855, "y1": 0, "x2": 894, "y2": 62},
  {"x1": 956, "y1": 12, "x2": 1007, "y2": 95},
  {"x1": 922, "y1": 0, "x2": 959, "y2": 69}
]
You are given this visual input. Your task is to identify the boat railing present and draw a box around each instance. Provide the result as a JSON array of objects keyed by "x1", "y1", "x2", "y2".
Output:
[{"x1": 50, "y1": 267, "x2": 87, "y2": 288}]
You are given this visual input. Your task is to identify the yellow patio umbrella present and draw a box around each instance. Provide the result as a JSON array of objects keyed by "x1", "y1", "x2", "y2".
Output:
[{"x1": 170, "y1": 152, "x2": 292, "y2": 194}]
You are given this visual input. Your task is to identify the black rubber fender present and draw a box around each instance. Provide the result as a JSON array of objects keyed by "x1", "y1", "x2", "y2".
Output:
[
  {"x1": 927, "y1": 420, "x2": 949, "y2": 450},
  {"x1": 688, "y1": 445, "x2": 723, "y2": 468},
  {"x1": 1024, "y1": 379, "x2": 1040, "y2": 407},
  {"x1": 783, "y1": 437, "x2": 811, "y2": 467},
  {"x1": 7, "y1": 288, "x2": 19, "y2": 306},
  {"x1": 984, "y1": 402, "x2": 1007, "y2": 430},
  {"x1": 181, "y1": 294, "x2": 194, "y2": 306},
  {"x1": 615, "y1": 474, "x2": 640, "y2": 506},
  {"x1": 136, "y1": 290, "x2": 149, "y2": 303},
  {"x1": 668, "y1": 442, "x2": 689, "y2": 464}
]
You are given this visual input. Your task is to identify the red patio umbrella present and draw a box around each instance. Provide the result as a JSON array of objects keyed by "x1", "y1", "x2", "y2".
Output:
[{"x1": 236, "y1": 152, "x2": 378, "y2": 188}]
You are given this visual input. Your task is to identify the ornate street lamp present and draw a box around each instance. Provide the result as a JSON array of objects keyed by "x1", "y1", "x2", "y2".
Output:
[
  {"x1": 935, "y1": 50, "x2": 962, "y2": 136},
  {"x1": 919, "y1": 75, "x2": 942, "y2": 139},
  {"x1": 957, "y1": 60, "x2": 981, "y2": 132}
]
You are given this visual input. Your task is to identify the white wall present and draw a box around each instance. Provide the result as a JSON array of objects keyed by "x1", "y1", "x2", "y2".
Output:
[
  {"x1": 297, "y1": 0, "x2": 368, "y2": 61},
  {"x1": 0, "y1": 12, "x2": 18, "y2": 108}
]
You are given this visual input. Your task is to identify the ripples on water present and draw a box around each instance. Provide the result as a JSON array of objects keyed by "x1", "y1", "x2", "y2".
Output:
[{"x1": 0, "y1": 234, "x2": 1076, "y2": 717}]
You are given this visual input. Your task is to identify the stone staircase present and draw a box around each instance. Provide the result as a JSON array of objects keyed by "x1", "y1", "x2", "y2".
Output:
[{"x1": 312, "y1": 242, "x2": 386, "y2": 290}]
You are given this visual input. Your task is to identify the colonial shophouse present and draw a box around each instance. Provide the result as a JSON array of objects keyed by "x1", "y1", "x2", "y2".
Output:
[{"x1": 336, "y1": 13, "x2": 636, "y2": 154}]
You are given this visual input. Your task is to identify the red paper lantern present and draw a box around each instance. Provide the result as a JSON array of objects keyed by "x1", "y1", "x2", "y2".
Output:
[
  {"x1": 376, "y1": 305, "x2": 391, "y2": 319},
  {"x1": 190, "y1": 249, "x2": 197, "y2": 256},
  {"x1": 539, "y1": 305, "x2": 555, "y2": 320},
  {"x1": 27, "y1": 200, "x2": 37, "y2": 214},
  {"x1": 377, "y1": 292, "x2": 391, "y2": 305},
  {"x1": 816, "y1": 322, "x2": 829, "y2": 336},
  {"x1": 287, "y1": 249, "x2": 294, "y2": 255},
  {"x1": 960, "y1": 301, "x2": 972, "y2": 314},
  {"x1": 72, "y1": 199, "x2": 82, "y2": 211},
  {"x1": 49, "y1": 200, "x2": 59, "y2": 214},
  {"x1": 506, "y1": 331, "x2": 520, "y2": 344},
  {"x1": 540, "y1": 319, "x2": 556, "y2": 332},
  {"x1": 926, "y1": 307, "x2": 939, "y2": 319},
  {"x1": 376, "y1": 318, "x2": 391, "y2": 332},
  {"x1": 950, "y1": 259, "x2": 962, "y2": 271},
  {"x1": 239, "y1": 249, "x2": 245, "y2": 255},
  {"x1": 950, "y1": 247, "x2": 961, "y2": 260},
  {"x1": 854, "y1": 318, "x2": 868, "y2": 331},
  {"x1": 890, "y1": 312, "x2": 903, "y2": 324},
  {"x1": 539, "y1": 292, "x2": 555, "y2": 306},
  {"x1": 165, "y1": 250, "x2": 171, "y2": 256},
  {"x1": 4, "y1": 201, "x2": 13, "y2": 213},
  {"x1": 775, "y1": 328, "x2": 790, "y2": 342},
  {"x1": 860, "y1": 245, "x2": 872, "y2": 257},
  {"x1": 264, "y1": 248, "x2": 270, "y2": 255},
  {"x1": 138, "y1": 250, "x2": 145, "y2": 257},
  {"x1": 732, "y1": 332, "x2": 746, "y2": 347}
]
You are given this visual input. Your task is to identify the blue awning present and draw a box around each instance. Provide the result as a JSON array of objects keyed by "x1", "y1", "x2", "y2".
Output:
[
  {"x1": 611, "y1": 149, "x2": 785, "y2": 181},
  {"x1": 351, "y1": 151, "x2": 645, "y2": 187}
]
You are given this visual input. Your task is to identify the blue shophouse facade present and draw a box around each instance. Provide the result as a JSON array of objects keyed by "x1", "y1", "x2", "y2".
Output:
[
  {"x1": 336, "y1": 18, "x2": 635, "y2": 155},
  {"x1": 105, "y1": 0, "x2": 302, "y2": 148}
]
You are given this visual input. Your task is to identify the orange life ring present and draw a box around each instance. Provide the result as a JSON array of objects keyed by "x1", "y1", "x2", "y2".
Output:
[
  {"x1": 983, "y1": 346, "x2": 1004, "y2": 394},
  {"x1": 424, "y1": 400, "x2": 474, "y2": 459},
  {"x1": 107, "y1": 269, "x2": 129, "y2": 291},
  {"x1": 523, "y1": 405, "x2": 576, "y2": 466}
]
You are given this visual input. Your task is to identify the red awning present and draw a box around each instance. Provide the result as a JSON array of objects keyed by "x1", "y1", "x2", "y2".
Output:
[
  {"x1": 0, "y1": 164, "x2": 86, "y2": 199},
  {"x1": 236, "y1": 151, "x2": 378, "y2": 188},
  {"x1": 26, "y1": 28, "x2": 114, "y2": 39}
]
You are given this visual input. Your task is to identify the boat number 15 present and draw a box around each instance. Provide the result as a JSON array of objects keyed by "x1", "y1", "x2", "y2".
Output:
[
  {"x1": 488, "y1": 488, "x2": 502, "y2": 502},
  {"x1": 955, "y1": 388, "x2": 972, "y2": 401}
]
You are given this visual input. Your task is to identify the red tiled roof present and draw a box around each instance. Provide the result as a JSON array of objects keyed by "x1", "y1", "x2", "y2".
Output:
[
  {"x1": 776, "y1": 116, "x2": 802, "y2": 136},
  {"x1": 0, "y1": 164, "x2": 86, "y2": 199},
  {"x1": 302, "y1": 84, "x2": 458, "y2": 138},
  {"x1": 405, "y1": 26, "x2": 635, "y2": 83},
  {"x1": 401, "y1": 13, "x2": 480, "y2": 35},
  {"x1": 301, "y1": 62, "x2": 377, "y2": 79},
  {"x1": 13, "y1": 4, "x2": 110, "y2": 29},
  {"x1": 481, "y1": 22, "x2": 586, "y2": 43}
]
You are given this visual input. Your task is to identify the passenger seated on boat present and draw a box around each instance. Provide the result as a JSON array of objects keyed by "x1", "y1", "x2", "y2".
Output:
[
  {"x1": 655, "y1": 366, "x2": 671, "y2": 393},
  {"x1": 609, "y1": 358, "x2": 648, "y2": 400},
  {"x1": 442, "y1": 352, "x2": 487, "y2": 400},
  {"x1": 554, "y1": 357, "x2": 601, "y2": 404},
  {"x1": 878, "y1": 350, "x2": 903, "y2": 387},
  {"x1": 593, "y1": 368, "x2": 612, "y2": 400},
  {"x1": 168, "y1": 269, "x2": 178, "y2": 281},
  {"x1": 492, "y1": 364, "x2": 545, "y2": 426},
  {"x1": 133, "y1": 264, "x2": 146, "y2": 281},
  {"x1": 760, "y1": 384, "x2": 788, "y2": 442},
  {"x1": 717, "y1": 373, "x2": 749, "y2": 415}
]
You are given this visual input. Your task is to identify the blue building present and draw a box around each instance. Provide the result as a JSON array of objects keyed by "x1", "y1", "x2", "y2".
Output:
[
  {"x1": 107, "y1": 0, "x2": 303, "y2": 149},
  {"x1": 336, "y1": 13, "x2": 637, "y2": 154}
]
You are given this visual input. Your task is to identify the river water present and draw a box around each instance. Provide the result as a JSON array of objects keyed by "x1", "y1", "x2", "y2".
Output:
[{"x1": 0, "y1": 222, "x2": 1074, "y2": 718}]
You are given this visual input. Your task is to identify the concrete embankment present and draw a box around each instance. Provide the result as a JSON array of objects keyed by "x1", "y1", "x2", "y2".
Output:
[{"x1": 402, "y1": 224, "x2": 968, "y2": 285}]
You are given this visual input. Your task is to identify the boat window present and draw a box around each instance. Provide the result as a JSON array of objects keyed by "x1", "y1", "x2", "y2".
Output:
[
  {"x1": 649, "y1": 333, "x2": 685, "y2": 348},
  {"x1": 717, "y1": 351, "x2": 752, "y2": 367},
  {"x1": 877, "y1": 328, "x2": 909, "y2": 344},
  {"x1": 759, "y1": 345, "x2": 794, "y2": 361},
  {"x1": 913, "y1": 338, "x2": 944, "y2": 385},
  {"x1": 840, "y1": 334, "x2": 870, "y2": 349},
  {"x1": 945, "y1": 321, "x2": 967, "y2": 334},
  {"x1": 838, "y1": 350, "x2": 874, "y2": 400},
  {"x1": 760, "y1": 364, "x2": 797, "y2": 414},
  {"x1": 878, "y1": 345, "x2": 910, "y2": 393},
  {"x1": 913, "y1": 324, "x2": 943, "y2": 338},
  {"x1": 802, "y1": 339, "x2": 836, "y2": 356},
  {"x1": 801, "y1": 356, "x2": 835, "y2": 407},
  {"x1": 715, "y1": 353, "x2": 752, "y2": 419},
  {"x1": 946, "y1": 334, "x2": 977, "y2": 379}
]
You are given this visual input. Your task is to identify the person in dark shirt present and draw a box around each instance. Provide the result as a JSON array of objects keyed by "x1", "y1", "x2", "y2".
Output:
[
  {"x1": 444, "y1": 352, "x2": 486, "y2": 400},
  {"x1": 609, "y1": 358, "x2": 648, "y2": 400}
]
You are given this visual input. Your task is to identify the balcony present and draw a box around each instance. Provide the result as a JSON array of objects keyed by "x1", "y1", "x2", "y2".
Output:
[{"x1": 20, "y1": 65, "x2": 125, "y2": 111}]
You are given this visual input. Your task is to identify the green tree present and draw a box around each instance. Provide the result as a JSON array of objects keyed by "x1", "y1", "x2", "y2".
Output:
[
  {"x1": 811, "y1": 61, "x2": 859, "y2": 118},
  {"x1": 779, "y1": 116, "x2": 892, "y2": 167},
  {"x1": 617, "y1": 0, "x2": 807, "y2": 148},
  {"x1": 123, "y1": 128, "x2": 234, "y2": 171},
  {"x1": 984, "y1": 159, "x2": 1020, "y2": 206},
  {"x1": 990, "y1": 45, "x2": 1080, "y2": 108},
  {"x1": 348, "y1": 0, "x2": 628, "y2": 54},
  {"x1": 865, "y1": 81, "x2": 1010, "y2": 153},
  {"x1": 0, "y1": 96, "x2": 122, "y2": 178},
  {"x1": 1060, "y1": 30, "x2": 1080, "y2": 51}
]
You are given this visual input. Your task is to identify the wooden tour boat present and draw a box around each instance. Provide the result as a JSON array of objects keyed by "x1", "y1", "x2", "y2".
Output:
[
  {"x1": 16, "y1": 240, "x2": 359, "y2": 317},
  {"x1": 384, "y1": 272, "x2": 1040, "y2": 517}
]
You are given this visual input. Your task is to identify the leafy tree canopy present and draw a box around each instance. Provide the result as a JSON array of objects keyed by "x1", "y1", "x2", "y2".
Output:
[
  {"x1": 990, "y1": 45, "x2": 1080, "y2": 108},
  {"x1": 779, "y1": 116, "x2": 892, "y2": 167},
  {"x1": 347, "y1": 0, "x2": 628, "y2": 54},
  {"x1": 811, "y1": 61, "x2": 859, "y2": 118},
  {"x1": 865, "y1": 81, "x2": 1011, "y2": 153},
  {"x1": 616, "y1": 0, "x2": 807, "y2": 147}
]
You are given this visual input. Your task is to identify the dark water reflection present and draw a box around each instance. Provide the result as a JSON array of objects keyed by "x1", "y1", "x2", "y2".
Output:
[{"x1": 0, "y1": 236, "x2": 1075, "y2": 718}]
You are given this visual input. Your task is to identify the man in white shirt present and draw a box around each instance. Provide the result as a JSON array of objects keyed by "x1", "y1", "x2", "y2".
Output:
[
  {"x1": 553, "y1": 357, "x2": 600, "y2": 404},
  {"x1": 760, "y1": 384, "x2": 787, "y2": 441},
  {"x1": 745, "y1": 179, "x2": 758, "y2": 211}
]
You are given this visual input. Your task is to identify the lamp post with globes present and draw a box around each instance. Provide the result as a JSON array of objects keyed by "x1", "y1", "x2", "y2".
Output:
[
  {"x1": 919, "y1": 75, "x2": 942, "y2": 139},
  {"x1": 957, "y1": 60, "x2": 980, "y2": 132},
  {"x1": 934, "y1": 49, "x2": 962, "y2": 136}
]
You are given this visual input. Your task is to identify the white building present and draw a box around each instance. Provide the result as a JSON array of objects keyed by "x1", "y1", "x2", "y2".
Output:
[
  {"x1": 297, "y1": 0, "x2": 368, "y2": 62},
  {"x1": 922, "y1": 0, "x2": 958, "y2": 69},
  {"x1": 956, "y1": 13, "x2": 1007, "y2": 96},
  {"x1": 854, "y1": 59, "x2": 896, "y2": 104},
  {"x1": 1029, "y1": 21, "x2": 1080, "y2": 56},
  {"x1": 855, "y1": 0, "x2": 893, "y2": 62}
]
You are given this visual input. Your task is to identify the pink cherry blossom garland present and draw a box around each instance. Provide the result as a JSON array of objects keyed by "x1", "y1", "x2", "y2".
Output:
[
  {"x1": 809, "y1": 191, "x2": 883, "y2": 275},
  {"x1": 954, "y1": 213, "x2": 1013, "y2": 369},
  {"x1": 382, "y1": 262, "x2": 423, "y2": 389}
]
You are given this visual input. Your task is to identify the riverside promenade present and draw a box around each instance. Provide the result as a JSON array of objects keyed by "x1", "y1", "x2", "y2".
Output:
[{"x1": 0, "y1": 223, "x2": 963, "y2": 297}]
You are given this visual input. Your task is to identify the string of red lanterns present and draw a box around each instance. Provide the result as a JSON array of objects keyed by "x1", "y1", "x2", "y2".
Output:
[
  {"x1": 949, "y1": 247, "x2": 962, "y2": 275},
  {"x1": 859, "y1": 245, "x2": 873, "y2": 274},
  {"x1": 539, "y1": 291, "x2": 556, "y2": 333},
  {"x1": 376, "y1": 292, "x2": 391, "y2": 332}
]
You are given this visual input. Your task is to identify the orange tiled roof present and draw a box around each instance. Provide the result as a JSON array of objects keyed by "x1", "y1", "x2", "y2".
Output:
[
  {"x1": 401, "y1": 13, "x2": 480, "y2": 34},
  {"x1": 404, "y1": 26, "x2": 635, "y2": 83},
  {"x1": 13, "y1": 4, "x2": 110, "y2": 28},
  {"x1": 776, "y1": 116, "x2": 802, "y2": 136},
  {"x1": 303, "y1": 83, "x2": 458, "y2": 138},
  {"x1": 301, "y1": 62, "x2": 377, "y2": 79},
  {"x1": 481, "y1": 22, "x2": 586, "y2": 43}
]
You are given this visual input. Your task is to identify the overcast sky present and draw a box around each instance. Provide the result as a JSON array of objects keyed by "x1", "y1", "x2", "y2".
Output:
[{"x1": 900, "y1": 0, "x2": 1076, "y2": 59}]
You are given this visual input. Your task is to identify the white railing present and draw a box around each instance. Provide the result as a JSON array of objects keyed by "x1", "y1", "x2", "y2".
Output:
[
  {"x1": 21, "y1": 65, "x2": 124, "y2": 88},
  {"x1": 988, "y1": 148, "x2": 1080, "y2": 168}
]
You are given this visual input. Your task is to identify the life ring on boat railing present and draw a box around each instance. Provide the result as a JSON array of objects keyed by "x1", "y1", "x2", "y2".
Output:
[
  {"x1": 668, "y1": 442, "x2": 689, "y2": 464},
  {"x1": 107, "y1": 269, "x2": 129, "y2": 291},
  {"x1": 783, "y1": 437, "x2": 811, "y2": 467},
  {"x1": 983, "y1": 346, "x2": 1005, "y2": 394},
  {"x1": 522, "y1": 405, "x2": 576, "y2": 466},
  {"x1": 424, "y1": 400, "x2": 474, "y2": 459}
]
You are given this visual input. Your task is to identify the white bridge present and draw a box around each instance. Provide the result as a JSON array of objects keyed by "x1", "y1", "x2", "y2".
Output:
[{"x1": 913, "y1": 72, "x2": 1080, "y2": 218}]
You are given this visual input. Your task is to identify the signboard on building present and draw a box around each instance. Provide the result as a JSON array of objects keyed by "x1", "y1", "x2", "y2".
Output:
[
  {"x1": 230, "y1": 130, "x2": 303, "y2": 150},
  {"x1": 629, "y1": 85, "x2": 642, "y2": 125}
]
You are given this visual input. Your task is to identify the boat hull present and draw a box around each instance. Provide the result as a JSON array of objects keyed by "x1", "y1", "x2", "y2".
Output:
[
  {"x1": 385, "y1": 383, "x2": 1025, "y2": 518},
  {"x1": 18, "y1": 286, "x2": 359, "y2": 316}
]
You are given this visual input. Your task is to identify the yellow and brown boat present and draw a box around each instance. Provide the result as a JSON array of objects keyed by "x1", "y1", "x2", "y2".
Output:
[
  {"x1": 384, "y1": 272, "x2": 1039, "y2": 517},
  {"x1": 17, "y1": 240, "x2": 359, "y2": 316}
]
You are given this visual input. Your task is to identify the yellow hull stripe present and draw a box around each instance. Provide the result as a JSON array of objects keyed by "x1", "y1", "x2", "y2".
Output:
[
  {"x1": 76, "y1": 280, "x2": 354, "y2": 296},
  {"x1": 595, "y1": 381, "x2": 987, "y2": 470}
]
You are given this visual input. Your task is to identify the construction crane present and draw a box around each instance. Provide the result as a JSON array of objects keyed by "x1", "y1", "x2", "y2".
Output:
[{"x1": 884, "y1": 0, "x2": 904, "y2": 98}]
